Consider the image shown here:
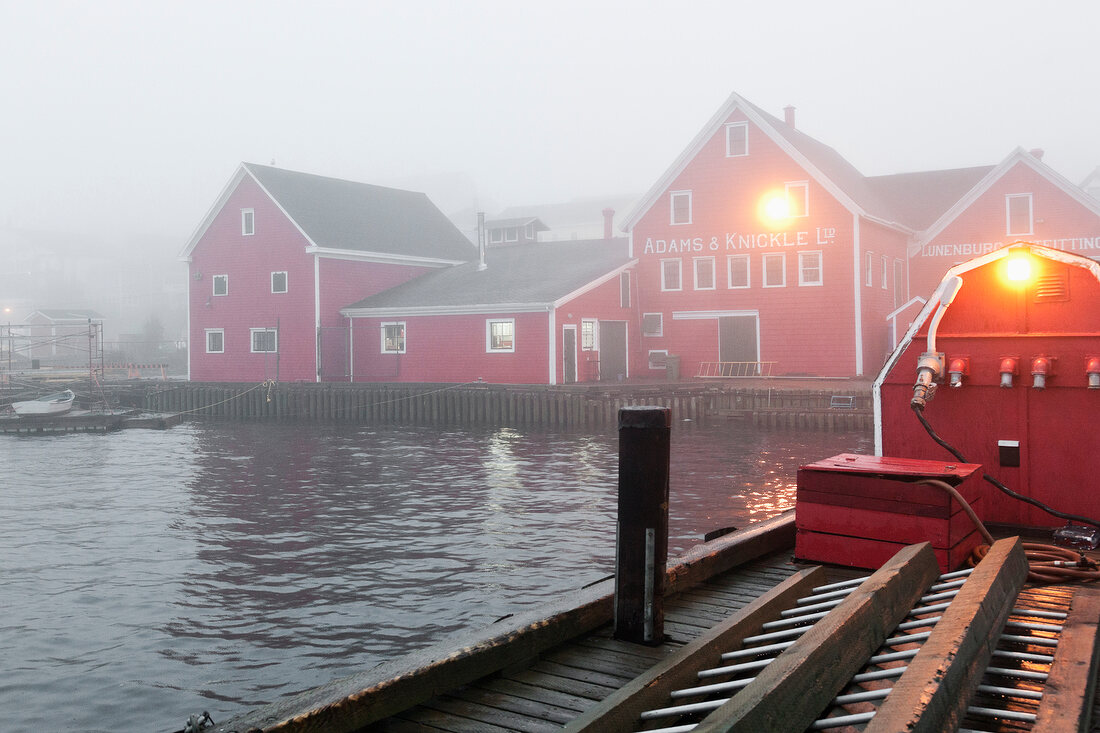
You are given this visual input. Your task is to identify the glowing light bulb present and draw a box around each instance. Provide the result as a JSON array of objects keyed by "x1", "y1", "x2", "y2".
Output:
[{"x1": 1005, "y1": 255, "x2": 1032, "y2": 283}]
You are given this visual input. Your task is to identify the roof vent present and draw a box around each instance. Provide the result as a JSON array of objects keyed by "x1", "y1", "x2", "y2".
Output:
[{"x1": 1029, "y1": 148, "x2": 1045, "y2": 161}]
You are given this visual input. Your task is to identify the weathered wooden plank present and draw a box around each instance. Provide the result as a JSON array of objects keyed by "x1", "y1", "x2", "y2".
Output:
[
  {"x1": 501, "y1": 666, "x2": 619, "y2": 703},
  {"x1": 416, "y1": 694, "x2": 562, "y2": 731},
  {"x1": 692, "y1": 542, "x2": 940, "y2": 733},
  {"x1": 864, "y1": 536, "x2": 1029, "y2": 733},
  {"x1": 474, "y1": 677, "x2": 594, "y2": 713},
  {"x1": 1032, "y1": 585, "x2": 1100, "y2": 733},
  {"x1": 523, "y1": 659, "x2": 629, "y2": 691},
  {"x1": 562, "y1": 566, "x2": 826, "y2": 733}
]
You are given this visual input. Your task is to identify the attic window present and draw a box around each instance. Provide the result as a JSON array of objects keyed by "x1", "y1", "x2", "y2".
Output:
[
  {"x1": 670, "y1": 191, "x2": 692, "y2": 225},
  {"x1": 242, "y1": 208, "x2": 255, "y2": 236},
  {"x1": 525, "y1": 222, "x2": 535, "y2": 239},
  {"x1": 786, "y1": 182, "x2": 809, "y2": 217},
  {"x1": 726, "y1": 122, "x2": 748, "y2": 157},
  {"x1": 1006, "y1": 194, "x2": 1033, "y2": 236}
]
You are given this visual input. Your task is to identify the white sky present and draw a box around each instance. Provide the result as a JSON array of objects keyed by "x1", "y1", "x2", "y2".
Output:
[{"x1": 2, "y1": 0, "x2": 1098, "y2": 250}]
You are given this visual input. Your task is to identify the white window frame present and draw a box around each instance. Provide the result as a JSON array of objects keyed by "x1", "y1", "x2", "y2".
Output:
[
  {"x1": 642, "y1": 312, "x2": 664, "y2": 337},
  {"x1": 865, "y1": 251, "x2": 873, "y2": 287},
  {"x1": 763, "y1": 253, "x2": 786, "y2": 288},
  {"x1": 1006, "y1": 193, "x2": 1034, "y2": 236},
  {"x1": 670, "y1": 190, "x2": 692, "y2": 225},
  {"x1": 525, "y1": 222, "x2": 535, "y2": 239},
  {"x1": 648, "y1": 349, "x2": 669, "y2": 370},
  {"x1": 727, "y1": 254, "x2": 750, "y2": 289},
  {"x1": 893, "y1": 259, "x2": 906, "y2": 307},
  {"x1": 271, "y1": 271, "x2": 288, "y2": 294},
  {"x1": 798, "y1": 251, "x2": 823, "y2": 286},
  {"x1": 881, "y1": 255, "x2": 889, "y2": 289},
  {"x1": 786, "y1": 181, "x2": 809, "y2": 218},
  {"x1": 380, "y1": 321, "x2": 406, "y2": 354},
  {"x1": 693, "y1": 256, "x2": 716, "y2": 290},
  {"x1": 486, "y1": 318, "x2": 515, "y2": 353},
  {"x1": 580, "y1": 319, "x2": 598, "y2": 351},
  {"x1": 242, "y1": 208, "x2": 254, "y2": 236},
  {"x1": 212, "y1": 274, "x2": 228, "y2": 296},
  {"x1": 725, "y1": 122, "x2": 748, "y2": 157},
  {"x1": 205, "y1": 328, "x2": 224, "y2": 354},
  {"x1": 489, "y1": 228, "x2": 503, "y2": 244},
  {"x1": 660, "y1": 258, "x2": 682, "y2": 291},
  {"x1": 250, "y1": 327, "x2": 278, "y2": 353},
  {"x1": 505, "y1": 227, "x2": 518, "y2": 242}
]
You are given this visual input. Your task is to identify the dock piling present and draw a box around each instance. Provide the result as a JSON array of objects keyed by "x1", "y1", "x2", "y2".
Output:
[{"x1": 614, "y1": 405, "x2": 671, "y2": 645}]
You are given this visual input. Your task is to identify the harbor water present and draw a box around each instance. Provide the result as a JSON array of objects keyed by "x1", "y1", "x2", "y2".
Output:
[{"x1": 1, "y1": 420, "x2": 870, "y2": 731}]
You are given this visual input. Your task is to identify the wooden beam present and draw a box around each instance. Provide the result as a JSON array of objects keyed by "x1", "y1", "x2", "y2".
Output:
[
  {"x1": 692, "y1": 541, "x2": 940, "y2": 733},
  {"x1": 562, "y1": 566, "x2": 827, "y2": 733},
  {"x1": 1032, "y1": 585, "x2": 1100, "y2": 733},
  {"x1": 864, "y1": 536, "x2": 1029, "y2": 733}
]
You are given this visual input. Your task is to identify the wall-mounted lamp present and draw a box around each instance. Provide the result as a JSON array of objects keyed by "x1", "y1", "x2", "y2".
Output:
[
  {"x1": 947, "y1": 357, "x2": 969, "y2": 388},
  {"x1": 1086, "y1": 357, "x2": 1100, "y2": 389},
  {"x1": 193, "y1": 271, "x2": 203, "y2": 281},
  {"x1": 1031, "y1": 355, "x2": 1054, "y2": 390},
  {"x1": 999, "y1": 357, "x2": 1018, "y2": 389}
]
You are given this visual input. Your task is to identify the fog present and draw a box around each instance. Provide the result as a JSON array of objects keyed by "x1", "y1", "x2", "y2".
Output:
[{"x1": 1, "y1": 0, "x2": 1098, "y2": 342}]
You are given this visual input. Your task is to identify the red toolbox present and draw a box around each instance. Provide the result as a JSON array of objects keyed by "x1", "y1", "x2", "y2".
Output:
[{"x1": 795, "y1": 453, "x2": 985, "y2": 572}]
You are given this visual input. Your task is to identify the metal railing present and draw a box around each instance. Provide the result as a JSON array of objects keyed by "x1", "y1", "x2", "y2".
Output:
[{"x1": 696, "y1": 361, "x2": 776, "y2": 378}]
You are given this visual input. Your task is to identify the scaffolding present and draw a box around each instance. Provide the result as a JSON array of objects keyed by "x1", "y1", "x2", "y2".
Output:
[{"x1": 0, "y1": 320, "x2": 105, "y2": 383}]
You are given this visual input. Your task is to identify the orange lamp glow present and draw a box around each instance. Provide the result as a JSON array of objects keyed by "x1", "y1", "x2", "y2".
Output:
[
  {"x1": 1004, "y1": 253, "x2": 1033, "y2": 283},
  {"x1": 758, "y1": 190, "x2": 790, "y2": 229}
]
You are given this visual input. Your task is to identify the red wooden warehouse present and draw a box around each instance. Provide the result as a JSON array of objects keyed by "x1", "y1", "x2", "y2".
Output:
[{"x1": 622, "y1": 93, "x2": 1100, "y2": 379}]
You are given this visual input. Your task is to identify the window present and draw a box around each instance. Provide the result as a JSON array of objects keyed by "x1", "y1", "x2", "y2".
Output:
[
  {"x1": 881, "y1": 255, "x2": 889, "y2": 289},
  {"x1": 486, "y1": 319, "x2": 515, "y2": 352},
  {"x1": 620, "y1": 272, "x2": 631, "y2": 308},
  {"x1": 670, "y1": 190, "x2": 692, "y2": 225},
  {"x1": 725, "y1": 122, "x2": 748, "y2": 157},
  {"x1": 763, "y1": 253, "x2": 786, "y2": 287},
  {"x1": 1006, "y1": 194, "x2": 1033, "y2": 236},
  {"x1": 694, "y1": 257, "x2": 716, "y2": 290},
  {"x1": 894, "y1": 260, "x2": 906, "y2": 308},
  {"x1": 786, "y1": 181, "x2": 809, "y2": 218},
  {"x1": 505, "y1": 227, "x2": 518, "y2": 242},
  {"x1": 242, "y1": 208, "x2": 254, "y2": 236},
  {"x1": 271, "y1": 271, "x2": 288, "y2": 293},
  {"x1": 798, "y1": 251, "x2": 823, "y2": 286},
  {"x1": 648, "y1": 350, "x2": 669, "y2": 370},
  {"x1": 212, "y1": 274, "x2": 228, "y2": 296},
  {"x1": 380, "y1": 322, "x2": 406, "y2": 353},
  {"x1": 661, "y1": 258, "x2": 682, "y2": 291},
  {"x1": 642, "y1": 313, "x2": 663, "y2": 337},
  {"x1": 727, "y1": 254, "x2": 750, "y2": 288},
  {"x1": 489, "y1": 228, "x2": 503, "y2": 244},
  {"x1": 581, "y1": 319, "x2": 597, "y2": 350},
  {"x1": 525, "y1": 222, "x2": 535, "y2": 239},
  {"x1": 205, "y1": 329, "x2": 224, "y2": 354},
  {"x1": 865, "y1": 252, "x2": 873, "y2": 287},
  {"x1": 250, "y1": 328, "x2": 277, "y2": 353}
]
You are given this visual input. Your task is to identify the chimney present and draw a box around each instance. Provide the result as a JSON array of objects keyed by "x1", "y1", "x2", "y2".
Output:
[
  {"x1": 1029, "y1": 148, "x2": 1045, "y2": 161},
  {"x1": 603, "y1": 207, "x2": 615, "y2": 240},
  {"x1": 477, "y1": 212, "x2": 487, "y2": 271},
  {"x1": 783, "y1": 106, "x2": 796, "y2": 129}
]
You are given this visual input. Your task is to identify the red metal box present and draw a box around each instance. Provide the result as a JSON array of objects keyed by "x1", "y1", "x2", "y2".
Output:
[{"x1": 795, "y1": 453, "x2": 985, "y2": 572}]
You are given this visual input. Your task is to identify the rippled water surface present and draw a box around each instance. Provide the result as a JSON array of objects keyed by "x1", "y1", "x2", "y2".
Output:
[{"x1": 1, "y1": 421, "x2": 870, "y2": 731}]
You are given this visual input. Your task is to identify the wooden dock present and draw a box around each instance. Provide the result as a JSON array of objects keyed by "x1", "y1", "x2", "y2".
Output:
[{"x1": 212, "y1": 514, "x2": 1100, "y2": 733}]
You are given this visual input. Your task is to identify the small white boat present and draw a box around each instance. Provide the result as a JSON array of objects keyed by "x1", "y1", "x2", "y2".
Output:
[{"x1": 11, "y1": 389, "x2": 76, "y2": 416}]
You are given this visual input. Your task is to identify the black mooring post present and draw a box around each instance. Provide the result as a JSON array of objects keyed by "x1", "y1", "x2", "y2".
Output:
[{"x1": 614, "y1": 405, "x2": 671, "y2": 645}]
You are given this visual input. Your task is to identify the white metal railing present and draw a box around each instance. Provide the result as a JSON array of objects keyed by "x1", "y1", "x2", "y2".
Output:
[{"x1": 696, "y1": 361, "x2": 775, "y2": 378}]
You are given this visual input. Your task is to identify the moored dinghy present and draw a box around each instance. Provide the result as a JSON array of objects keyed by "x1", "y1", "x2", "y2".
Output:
[{"x1": 11, "y1": 389, "x2": 76, "y2": 416}]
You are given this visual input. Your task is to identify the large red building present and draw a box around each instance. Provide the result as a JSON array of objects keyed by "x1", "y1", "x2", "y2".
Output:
[
  {"x1": 183, "y1": 95, "x2": 1100, "y2": 385},
  {"x1": 623, "y1": 93, "x2": 1100, "y2": 379}
]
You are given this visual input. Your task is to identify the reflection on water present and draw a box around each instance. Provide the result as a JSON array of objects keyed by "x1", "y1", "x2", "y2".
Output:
[{"x1": 0, "y1": 420, "x2": 869, "y2": 731}]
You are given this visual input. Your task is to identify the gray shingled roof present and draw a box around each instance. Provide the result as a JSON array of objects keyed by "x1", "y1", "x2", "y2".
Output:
[
  {"x1": 244, "y1": 163, "x2": 476, "y2": 261},
  {"x1": 866, "y1": 166, "x2": 996, "y2": 231},
  {"x1": 342, "y1": 238, "x2": 631, "y2": 311}
]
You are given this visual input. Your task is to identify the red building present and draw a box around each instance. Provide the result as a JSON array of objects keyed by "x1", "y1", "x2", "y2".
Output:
[
  {"x1": 181, "y1": 163, "x2": 475, "y2": 382},
  {"x1": 340, "y1": 238, "x2": 634, "y2": 384},
  {"x1": 623, "y1": 93, "x2": 1100, "y2": 379}
]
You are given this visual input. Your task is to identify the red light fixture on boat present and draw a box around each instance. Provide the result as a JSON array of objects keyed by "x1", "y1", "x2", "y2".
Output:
[
  {"x1": 947, "y1": 357, "x2": 969, "y2": 388},
  {"x1": 1031, "y1": 356, "x2": 1054, "y2": 390},
  {"x1": 1087, "y1": 357, "x2": 1100, "y2": 389},
  {"x1": 999, "y1": 357, "x2": 1018, "y2": 389}
]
